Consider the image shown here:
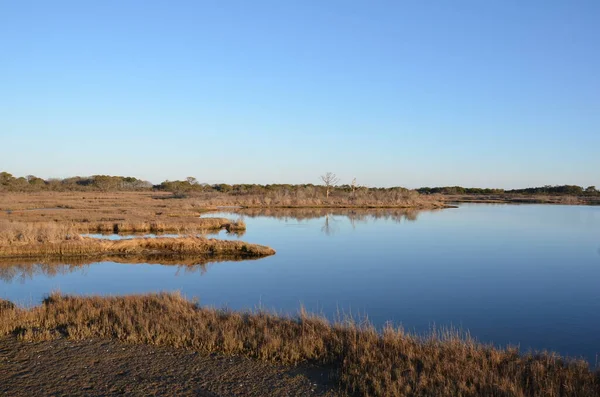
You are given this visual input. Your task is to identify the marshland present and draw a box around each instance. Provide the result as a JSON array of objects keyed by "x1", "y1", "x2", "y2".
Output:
[
  {"x1": 1, "y1": 187, "x2": 600, "y2": 396},
  {"x1": 6, "y1": 0, "x2": 600, "y2": 394}
]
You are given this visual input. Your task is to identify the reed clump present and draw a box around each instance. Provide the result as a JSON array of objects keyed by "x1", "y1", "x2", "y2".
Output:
[
  {"x1": 224, "y1": 218, "x2": 246, "y2": 232},
  {"x1": 1, "y1": 293, "x2": 598, "y2": 397}
]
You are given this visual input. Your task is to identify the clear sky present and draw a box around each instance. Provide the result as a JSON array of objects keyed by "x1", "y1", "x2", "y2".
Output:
[{"x1": 1, "y1": 1, "x2": 599, "y2": 188}]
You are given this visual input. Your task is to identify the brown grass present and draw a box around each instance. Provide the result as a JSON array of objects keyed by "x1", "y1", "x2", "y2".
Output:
[
  {"x1": 442, "y1": 194, "x2": 600, "y2": 206},
  {"x1": 0, "y1": 293, "x2": 598, "y2": 397},
  {"x1": 0, "y1": 192, "x2": 244, "y2": 234},
  {"x1": 0, "y1": 234, "x2": 274, "y2": 259},
  {"x1": 187, "y1": 190, "x2": 446, "y2": 209},
  {"x1": 0, "y1": 220, "x2": 83, "y2": 244}
]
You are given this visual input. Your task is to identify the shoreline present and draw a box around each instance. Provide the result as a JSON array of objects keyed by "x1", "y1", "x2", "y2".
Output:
[
  {"x1": 0, "y1": 236, "x2": 275, "y2": 260},
  {"x1": 1, "y1": 293, "x2": 598, "y2": 397},
  {"x1": 441, "y1": 194, "x2": 600, "y2": 206}
]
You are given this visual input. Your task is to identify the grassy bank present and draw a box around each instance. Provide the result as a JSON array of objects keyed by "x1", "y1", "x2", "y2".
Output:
[
  {"x1": 0, "y1": 236, "x2": 274, "y2": 259},
  {"x1": 0, "y1": 215, "x2": 251, "y2": 243},
  {"x1": 442, "y1": 194, "x2": 600, "y2": 206},
  {"x1": 0, "y1": 219, "x2": 271, "y2": 261},
  {"x1": 0, "y1": 192, "x2": 246, "y2": 234},
  {"x1": 184, "y1": 190, "x2": 446, "y2": 209},
  {"x1": 0, "y1": 216, "x2": 244, "y2": 236},
  {"x1": 1, "y1": 293, "x2": 598, "y2": 397},
  {"x1": 90, "y1": 217, "x2": 245, "y2": 234}
]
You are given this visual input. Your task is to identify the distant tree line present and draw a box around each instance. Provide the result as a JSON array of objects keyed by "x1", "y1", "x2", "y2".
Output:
[
  {"x1": 506, "y1": 185, "x2": 598, "y2": 195},
  {"x1": 418, "y1": 185, "x2": 599, "y2": 196},
  {"x1": 417, "y1": 186, "x2": 505, "y2": 195},
  {"x1": 154, "y1": 178, "x2": 413, "y2": 197},
  {"x1": 1, "y1": 171, "x2": 597, "y2": 197},
  {"x1": 0, "y1": 172, "x2": 152, "y2": 192}
]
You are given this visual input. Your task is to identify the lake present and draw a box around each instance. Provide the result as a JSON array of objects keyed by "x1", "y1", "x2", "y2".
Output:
[{"x1": 1, "y1": 204, "x2": 599, "y2": 364}]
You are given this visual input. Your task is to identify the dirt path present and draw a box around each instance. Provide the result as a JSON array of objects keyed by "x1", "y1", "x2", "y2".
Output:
[{"x1": 0, "y1": 336, "x2": 339, "y2": 396}]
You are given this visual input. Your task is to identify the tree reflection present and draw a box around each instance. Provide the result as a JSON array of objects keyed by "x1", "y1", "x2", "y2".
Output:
[{"x1": 321, "y1": 214, "x2": 338, "y2": 235}]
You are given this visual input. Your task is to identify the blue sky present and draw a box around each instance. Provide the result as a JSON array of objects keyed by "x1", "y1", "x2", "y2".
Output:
[{"x1": 1, "y1": 1, "x2": 599, "y2": 188}]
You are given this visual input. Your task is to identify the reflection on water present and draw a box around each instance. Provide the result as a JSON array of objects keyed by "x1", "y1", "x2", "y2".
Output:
[
  {"x1": 0, "y1": 261, "x2": 86, "y2": 284},
  {"x1": 321, "y1": 214, "x2": 336, "y2": 236},
  {"x1": 233, "y1": 207, "x2": 423, "y2": 224},
  {"x1": 0, "y1": 255, "x2": 265, "y2": 284},
  {"x1": 82, "y1": 229, "x2": 246, "y2": 239},
  {"x1": 210, "y1": 208, "x2": 425, "y2": 236}
]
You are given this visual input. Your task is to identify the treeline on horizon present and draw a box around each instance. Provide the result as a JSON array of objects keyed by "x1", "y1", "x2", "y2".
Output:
[
  {"x1": 0, "y1": 171, "x2": 598, "y2": 196},
  {"x1": 417, "y1": 185, "x2": 599, "y2": 196}
]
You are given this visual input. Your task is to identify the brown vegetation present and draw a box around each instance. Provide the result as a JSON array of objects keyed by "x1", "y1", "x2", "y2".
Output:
[
  {"x1": 0, "y1": 234, "x2": 274, "y2": 260},
  {"x1": 0, "y1": 192, "x2": 244, "y2": 235},
  {"x1": 442, "y1": 194, "x2": 600, "y2": 206},
  {"x1": 1, "y1": 293, "x2": 598, "y2": 397},
  {"x1": 0, "y1": 191, "x2": 441, "y2": 254},
  {"x1": 192, "y1": 190, "x2": 445, "y2": 209},
  {"x1": 0, "y1": 171, "x2": 447, "y2": 209},
  {"x1": 236, "y1": 207, "x2": 426, "y2": 223}
]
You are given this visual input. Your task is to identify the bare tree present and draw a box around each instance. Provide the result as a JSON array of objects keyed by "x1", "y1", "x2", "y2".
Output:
[
  {"x1": 320, "y1": 172, "x2": 339, "y2": 199},
  {"x1": 351, "y1": 177, "x2": 357, "y2": 198},
  {"x1": 186, "y1": 177, "x2": 198, "y2": 186}
]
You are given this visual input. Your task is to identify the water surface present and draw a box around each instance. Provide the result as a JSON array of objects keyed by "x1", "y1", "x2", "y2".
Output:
[{"x1": 1, "y1": 204, "x2": 599, "y2": 363}]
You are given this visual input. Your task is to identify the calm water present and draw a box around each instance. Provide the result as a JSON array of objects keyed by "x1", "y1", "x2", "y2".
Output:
[{"x1": 1, "y1": 204, "x2": 599, "y2": 363}]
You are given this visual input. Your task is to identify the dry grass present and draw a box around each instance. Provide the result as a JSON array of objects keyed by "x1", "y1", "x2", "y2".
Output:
[
  {"x1": 0, "y1": 293, "x2": 597, "y2": 397},
  {"x1": 443, "y1": 194, "x2": 600, "y2": 206},
  {"x1": 0, "y1": 220, "x2": 80, "y2": 244},
  {"x1": 188, "y1": 190, "x2": 446, "y2": 209},
  {"x1": 0, "y1": 192, "x2": 243, "y2": 234},
  {"x1": 0, "y1": 234, "x2": 274, "y2": 259},
  {"x1": 224, "y1": 218, "x2": 246, "y2": 232}
]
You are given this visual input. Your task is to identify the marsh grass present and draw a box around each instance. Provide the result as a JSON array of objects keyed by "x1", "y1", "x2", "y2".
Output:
[
  {"x1": 0, "y1": 219, "x2": 269, "y2": 260},
  {"x1": 0, "y1": 293, "x2": 598, "y2": 397},
  {"x1": 89, "y1": 217, "x2": 240, "y2": 234},
  {"x1": 0, "y1": 234, "x2": 274, "y2": 259},
  {"x1": 224, "y1": 218, "x2": 246, "y2": 232},
  {"x1": 0, "y1": 220, "x2": 81, "y2": 244},
  {"x1": 193, "y1": 190, "x2": 445, "y2": 209},
  {"x1": 0, "y1": 192, "x2": 244, "y2": 235},
  {"x1": 443, "y1": 193, "x2": 600, "y2": 206}
]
